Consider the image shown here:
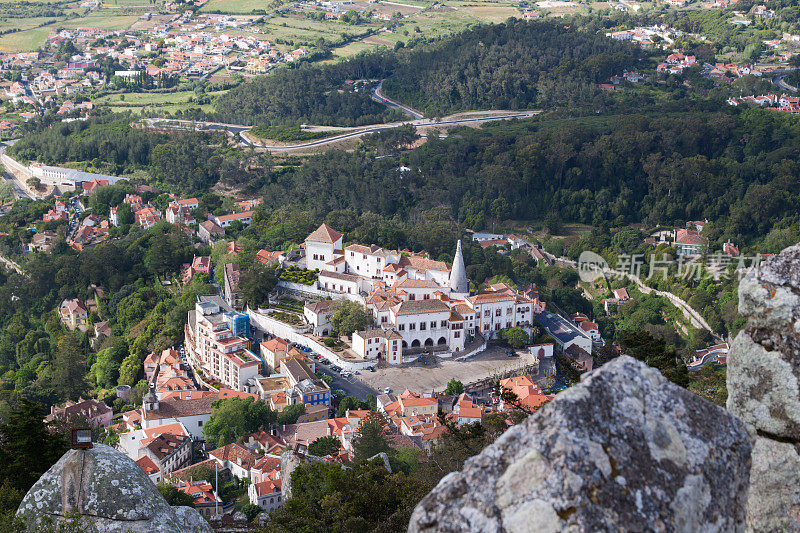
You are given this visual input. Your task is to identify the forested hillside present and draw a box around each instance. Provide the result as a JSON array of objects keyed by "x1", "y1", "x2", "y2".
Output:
[
  {"x1": 255, "y1": 110, "x2": 800, "y2": 251},
  {"x1": 382, "y1": 20, "x2": 642, "y2": 115},
  {"x1": 8, "y1": 116, "x2": 264, "y2": 192},
  {"x1": 212, "y1": 19, "x2": 641, "y2": 125},
  {"x1": 213, "y1": 52, "x2": 402, "y2": 127},
  {"x1": 10, "y1": 106, "x2": 800, "y2": 252}
]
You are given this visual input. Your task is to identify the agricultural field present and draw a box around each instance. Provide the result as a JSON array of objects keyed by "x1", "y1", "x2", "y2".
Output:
[
  {"x1": 200, "y1": 0, "x2": 282, "y2": 13},
  {"x1": 95, "y1": 89, "x2": 227, "y2": 115},
  {"x1": 0, "y1": 9, "x2": 139, "y2": 51}
]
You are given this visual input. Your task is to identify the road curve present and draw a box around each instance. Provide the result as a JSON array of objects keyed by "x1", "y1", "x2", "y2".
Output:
[
  {"x1": 242, "y1": 112, "x2": 540, "y2": 152},
  {"x1": 372, "y1": 80, "x2": 424, "y2": 120}
]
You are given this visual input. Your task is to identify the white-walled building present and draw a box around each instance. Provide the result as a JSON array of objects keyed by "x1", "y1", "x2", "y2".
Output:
[
  {"x1": 305, "y1": 223, "x2": 343, "y2": 271},
  {"x1": 184, "y1": 295, "x2": 261, "y2": 391}
]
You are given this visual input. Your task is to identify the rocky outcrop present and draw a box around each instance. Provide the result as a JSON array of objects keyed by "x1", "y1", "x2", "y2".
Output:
[
  {"x1": 728, "y1": 244, "x2": 800, "y2": 531},
  {"x1": 408, "y1": 355, "x2": 752, "y2": 533},
  {"x1": 16, "y1": 443, "x2": 211, "y2": 533}
]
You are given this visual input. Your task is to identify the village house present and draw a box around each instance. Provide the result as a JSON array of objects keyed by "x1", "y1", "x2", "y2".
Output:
[
  {"x1": 59, "y1": 298, "x2": 88, "y2": 330},
  {"x1": 176, "y1": 480, "x2": 221, "y2": 518},
  {"x1": 534, "y1": 310, "x2": 593, "y2": 354},
  {"x1": 137, "y1": 432, "x2": 192, "y2": 477},
  {"x1": 499, "y1": 375, "x2": 554, "y2": 412},
  {"x1": 46, "y1": 398, "x2": 112, "y2": 427},
  {"x1": 674, "y1": 228, "x2": 708, "y2": 256},
  {"x1": 182, "y1": 255, "x2": 211, "y2": 284},
  {"x1": 209, "y1": 210, "x2": 253, "y2": 228},
  {"x1": 303, "y1": 300, "x2": 334, "y2": 336},
  {"x1": 198, "y1": 220, "x2": 225, "y2": 244},
  {"x1": 208, "y1": 442, "x2": 263, "y2": 480}
]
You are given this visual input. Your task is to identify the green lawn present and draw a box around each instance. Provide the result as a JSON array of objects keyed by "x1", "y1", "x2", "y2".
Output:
[{"x1": 96, "y1": 89, "x2": 225, "y2": 115}]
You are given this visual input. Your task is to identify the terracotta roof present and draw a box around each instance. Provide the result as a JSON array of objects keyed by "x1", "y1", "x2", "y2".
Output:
[
  {"x1": 392, "y1": 299, "x2": 450, "y2": 316},
  {"x1": 304, "y1": 300, "x2": 333, "y2": 314},
  {"x1": 253, "y1": 479, "x2": 281, "y2": 496},
  {"x1": 397, "y1": 255, "x2": 449, "y2": 273},
  {"x1": 199, "y1": 220, "x2": 224, "y2": 235},
  {"x1": 136, "y1": 455, "x2": 160, "y2": 475},
  {"x1": 468, "y1": 292, "x2": 516, "y2": 304},
  {"x1": 146, "y1": 433, "x2": 189, "y2": 460},
  {"x1": 306, "y1": 223, "x2": 342, "y2": 244},
  {"x1": 215, "y1": 210, "x2": 253, "y2": 223},
  {"x1": 144, "y1": 396, "x2": 216, "y2": 421},
  {"x1": 319, "y1": 271, "x2": 360, "y2": 282},
  {"x1": 395, "y1": 279, "x2": 441, "y2": 289},
  {"x1": 675, "y1": 229, "x2": 708, "y2": 246},
  {"x1": 261, "y1": 337, "x2": 289, "y2": 353},
  {"x1": 208, "y1": 442, "x2": 263, "y2": 471}
]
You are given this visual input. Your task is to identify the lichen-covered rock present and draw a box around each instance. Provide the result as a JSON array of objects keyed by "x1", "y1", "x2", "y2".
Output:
[
  {"x1": 745, "y1": 435, "x2": 800, "y2": 532},
  {"x1": 727, "y1": 330, "x2": 800, "y2": 440},
  {"x1": 728, "y1": 245, "x2": 800, "y2": 440},
  {"x1": 408, "y1": 356, "x2": 752, "y2": 533},
  {"x1": 16, "y1": 443, "x2": 212, "y2": 533}
]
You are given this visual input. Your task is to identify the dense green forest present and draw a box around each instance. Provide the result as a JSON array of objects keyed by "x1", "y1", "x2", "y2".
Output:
[
  {"x1": 382, "y1": 19, "x2": 641, "y2": 115},
  {"x1": 10, "y1": 105, "x2": 800, "y2": 251},
  {"x1": 252, "y1": 110, "x2": 800, "y2": 251},
  {"x1": 213, "y1": 52, "x2": 402, "y2": 127},
  {"x1": 213, "y1": 19, "x2": 641, "y2": 125},
  {"x1": 7, "y1": 115, "x2": 265, "y2": 192}
]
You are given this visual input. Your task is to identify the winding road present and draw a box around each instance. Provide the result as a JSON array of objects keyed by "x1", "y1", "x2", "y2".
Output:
[
  {"x1": 371, "y1": 79, "x2": 424, "y2": 119},
  {"x1": 139, "y1": 79, "x2": 540, "y2": 152}
]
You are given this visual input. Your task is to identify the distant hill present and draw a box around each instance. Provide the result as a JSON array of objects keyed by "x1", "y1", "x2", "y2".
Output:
[
  {"x1": 213, "y1": 20, "x2": 641, "y2": 127},
  {"x1": 382, "y1": 19, "x2": 642, "y2": 116},
  {"x1": 213, "y1": 52, "x2": 403, "y2": 127}
]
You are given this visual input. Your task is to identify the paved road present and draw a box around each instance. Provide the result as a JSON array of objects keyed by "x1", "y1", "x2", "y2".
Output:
[
  {"x1": 314, "y1": 358, "x2": 377, "y2": 402},
  {"x1": 773, "y1": 74, "x2": 798, "y2": 93},
  {"x1": 239, "y1": 111, "x2": 540, "y2": 152},
  {"x1": 372, "y1": 79, "x2": 424, "y2": 119},
  {"x1": 140, "y1": 110, "x2": 540, "y2": 152}
]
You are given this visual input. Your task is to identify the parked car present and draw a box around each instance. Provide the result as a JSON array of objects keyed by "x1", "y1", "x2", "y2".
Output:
[
  {"x1": 506, "y1": 351, "x2": 518, "y2": 357},
  {"x1": 368, "y1": 367, "x2": 376, "y2": 372},
  {"x1": 383, "y1": 387, "x2": 392, "y2": 394}
]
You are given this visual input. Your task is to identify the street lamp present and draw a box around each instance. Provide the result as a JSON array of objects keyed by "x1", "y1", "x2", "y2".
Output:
[{"x1": 71, "y1": 427, "x2": 93, "y2": 449}]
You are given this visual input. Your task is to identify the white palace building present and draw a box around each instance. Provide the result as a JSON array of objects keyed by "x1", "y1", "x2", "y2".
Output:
[{"x1": 299, "y1": 224, "x2": 544, "y2": 365}]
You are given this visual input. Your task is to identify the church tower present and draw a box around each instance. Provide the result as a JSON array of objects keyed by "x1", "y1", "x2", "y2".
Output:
[{"x1": 449, "y1": 240, "x2": 469, "y2": 297}]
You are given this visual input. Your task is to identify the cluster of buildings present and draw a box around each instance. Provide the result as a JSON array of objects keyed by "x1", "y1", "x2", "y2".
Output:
[
  {"x1": 644, "y1": 221, "x2": 711, "y2": 256},
  {"x1": 657, "y1": 50, "x2": 697, "y2": 76},
  {"x1": 299, "y1": 224, "x2": 543, "y2": 365},
  {"x1": 0, "y1": 7, "x2": 319, "y2": 124},
  {"x1": 607, "y1": 25, "x2": 686, "y2": 48},
  {"x1": 688, "y1": 342, "x2": 729, "y2": 370},
  {"x1": 727, "y1": 94, "x2": 800, "y2": 114}
]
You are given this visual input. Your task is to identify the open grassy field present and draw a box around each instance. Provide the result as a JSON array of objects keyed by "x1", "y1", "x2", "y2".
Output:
[
  {"x1": 0, "y1": 10, "x2": 139, "y2": 51},
  {"x1": 200, "y1": 0, "x2": 280, "y2": 13},
  {"x1": 96, "y1": 89, "x2": 228, "y2": 110}
]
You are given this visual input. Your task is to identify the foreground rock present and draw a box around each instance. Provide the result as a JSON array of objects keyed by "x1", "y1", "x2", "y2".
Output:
[
  {"x1": 16, "y1": 443, "x2": 211, "y2": 533},
  {"x1": 727, "y1": 244, "x2": 800, "y2": 531},
  {"x1": 729, "y1": 244, "x2": 800, "y2": 440},
  {"x1": 408, "y1": 356, "x2": 752, "y2": 533}
]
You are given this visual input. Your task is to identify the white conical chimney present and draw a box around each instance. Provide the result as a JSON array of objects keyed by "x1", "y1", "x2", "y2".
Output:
[{"x1": 449, "y1": 240, "x2": 469, "y2": 296}]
